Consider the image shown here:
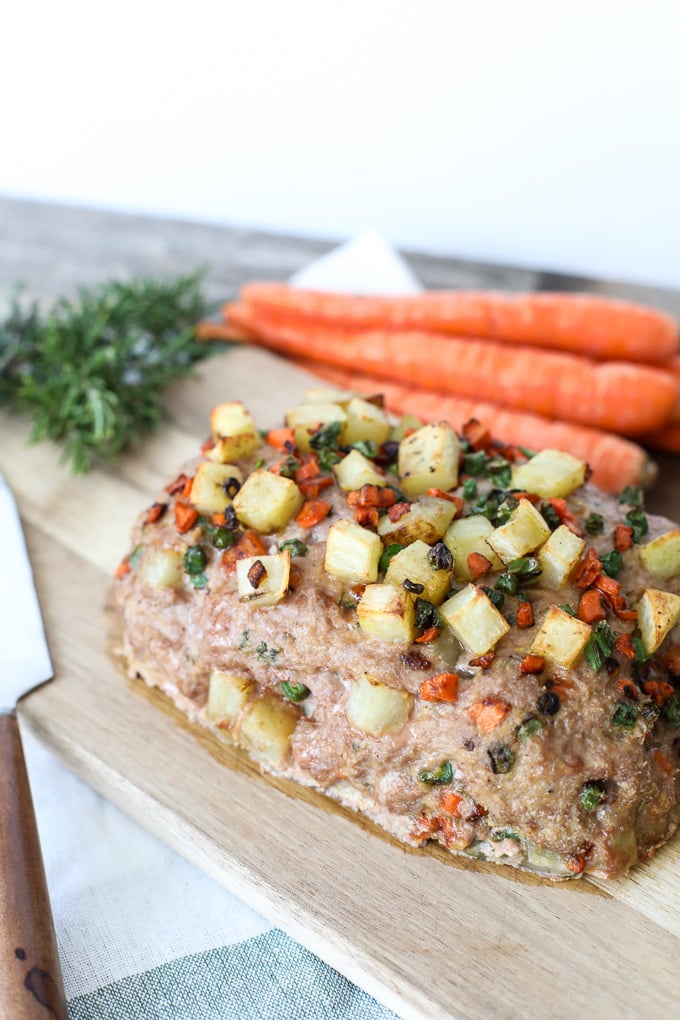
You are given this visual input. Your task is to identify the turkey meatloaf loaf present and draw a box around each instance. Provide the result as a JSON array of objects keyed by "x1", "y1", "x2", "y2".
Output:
[{"x1": 115, "y1": 391, "x2": 680, "y2": 880}]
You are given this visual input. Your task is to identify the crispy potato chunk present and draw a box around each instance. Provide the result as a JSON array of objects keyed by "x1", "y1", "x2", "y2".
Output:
[
  {"x1": 357, "y1": 583, "x2": 416, "y2": 642},
  {"x1": 439, "y1": 584, "x2": 510, "y2": 655},
  {"x1": 236, "y1": 551, "x2": 291, "y2": 607},
  {"x1": 537, "y1": 525, "x2": 586, "y2": 589},
  {"x1": 384, "y1": 539, "x2": 451, "y2": 606},
  {"x1": 206, "y1": 670, "x2": 255, "y2": 729},
  {"x1": 346, "y1": 674, "x2": 413, "y2": 736},
  {"x1": 378, "y1": 497, "x2": 457, "y2": 547},
  {"x1": 325, "y1": 519, "x2": 382, "y2": 583},
  {"x1": 531, "y1": 605, "x2": 591, "y2": 667},
  {"x1": 238, "y1": 695, "x2": 299, "y2": 766},
  {"x1": 190, "y1": 462, "x2": 243, "y2": 513},
  {"x1": 233, "y1": 470, "x2": 303, "y2": 533},
  {"x1": 398, "y1": 422, "x2": 460, "y2": 496},
  {"x1": 511, "y1": 449, "x2": 587, "y2": 498},
  {"x1": 637, "y1": 588, "x2": 680, "y2": 654},
  {"x1": 333, "y1": 449, "x2": 387, "y2": 491},
  {"x1": 485, "y1": 499, "x2": 551, "y2": 564},
  {"x1": 638, "y1": 531, "x2": 680, "y2": 580},
  {"x1": 445, "y1": 515, "x2": 502, "y2": 581}
]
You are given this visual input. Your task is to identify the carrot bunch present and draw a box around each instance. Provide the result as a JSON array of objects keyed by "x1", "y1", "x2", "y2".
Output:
[{"x1": 198, "y1": 283, "x2": 680, "y2": 494}]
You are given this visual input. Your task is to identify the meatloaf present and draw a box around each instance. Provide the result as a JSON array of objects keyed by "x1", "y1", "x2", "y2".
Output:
[{"x1": 114, "y1": 392, "x2": 680, "y2": 880}]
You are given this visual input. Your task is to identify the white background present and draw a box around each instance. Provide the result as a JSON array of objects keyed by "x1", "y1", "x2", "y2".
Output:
[{"x1": 2, "y1": 1, "x2": 679, "y2": 287}]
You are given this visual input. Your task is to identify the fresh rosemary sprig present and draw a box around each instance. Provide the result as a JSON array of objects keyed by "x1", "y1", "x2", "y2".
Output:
[{"x1": 0, "y1": 271, "x2": 210, "y2": 472}]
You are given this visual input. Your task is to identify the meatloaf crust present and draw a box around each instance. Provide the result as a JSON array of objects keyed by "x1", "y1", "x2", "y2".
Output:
[{"x1": 115, "y1": 400, "x2": 680, "y2": 880}]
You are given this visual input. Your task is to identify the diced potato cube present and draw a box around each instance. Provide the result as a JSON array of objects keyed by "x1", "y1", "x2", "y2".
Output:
[
  {"x1": 206, "y1": 670, "x2": 255, "y2": 729},
  {"x1": 485, "y1": 499, "x2": 551, "y2": 564},
  {"x1": 377, "y1": 497, "x2": 457, "y2": 547},
  {"x1": 324, "y1": 519, "x2": 382, "y2": 583},
  {"x1": 357, "y1": 583, "x2": 416, "y2": 642},
  {"x1": 190, "y1": 462, "x2": 243, "y2": 513},
  {"x1": 233, "y1": 470, "x2": 303, "y2": 533},
  {"x1": 510, "y1": 449, "x2": 587, "y2": 498},
  {"x1": 343, "y1": 397, "x2": 392, "y2": 447},
  {"x1": 384, "y1": 539, "x2": 451, "y2": 605},
  {"x1": 238, "y1": 695, "x2": 299, "y2": 766},
  {"x1": 398, "y1": 422, "x2": 460, "y2": 496},
  {"x1": 444, "y1": 515, "x2": 503, "y2": 580},
  {"x1": 209, "y1": 402, "x2": 261, "y2": 460},
  {"x1": 439, "y1": 584, "x2": 510, "y2": 655},
  {"x1": 391, "y1": 413, "x2": 424, "y2": 442},
  {"x1": 138, "y1": 548, "x2": 184, "y2": 589},
  {"x1": 537, "y1": 525, "x2": 586, "y2": 589},
  {"x1": 638, "y1": 531, "x2": 680, "y2": 580},
  {"x1": 346, "y1": 674, "x2": 413, "y2": 736},
  {"x1": 637, "y1": 588, "x2": 680, "y2": 654},
  {"x1": 531, "y1": 605, "x2": 592, "y2": 667},
  {"x1": 304, "y1": 386, "x2": 357, "y2": 406},
  {"x1": 285, "y1": 402, "x2": 348, "y2": 453},
  {"x1": 236, "y1": 551, "x2": 291, "y2": 607},
  {"x1": 333, "y1": 449, "x2": 387, "y2": 491}
]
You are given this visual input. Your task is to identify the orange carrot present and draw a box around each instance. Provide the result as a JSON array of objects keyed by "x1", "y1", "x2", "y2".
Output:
[
  {"x1": 642, "y1": 680, "x2": 675, "y2": 706},
  {"x1": 298, "y1": 476, "x2": 334, "y2": 499},
  {"x1": 467, "y1": 552, "x2": 492, "y2": 579},
  {"x1": 614, "y1": 524, "x2": 634, "y2": 552},
  {"x1": 174, "y1": 502, "x2": 198, "y2": 533},
  {"x1": 516, "y1": 601, "x2": 534, "y2": 628},
  {"x1": 221, "y1": 531, "x2": 268, "y2": 572},
  {"x1": 195, "y1": 319, "x2": 253, "y2": 343},
  {"x1": 289, "y1": 359, "x2": 656, "y2": 494},
  {"x1": 347, "y1": 485, "x2": 396, "y2": 508},
  {"x1": 143, "y1": 501, "x2": 167, "y2": 526},
  {"x1": 519, "y1": 654, "x2": 545, "y2": 675},
  {"x1": 228, "y1": 304, "x2": 678, "y2": 435},
  {"x1": 415, "y1": 626, "x2": 441, "y2": 644},
  {"x1": 354, "y1": 506, "x2": 379, "y2": 528},
  {"x1": 267, "y1": 427, "x2": 296, "y2": 451},
  {"x1": 578, "y1": 589, "x2": 607, "y2": 624},
  {"x1": 420, "y1": 673, "x2": 459, "y2": 703},
  {"x1": 614, "y1": 633, "x2": 637, "y2": 661},
  {"x1": 439, "y1": 791, "x2": 464, "y2": 816},
  {"x1": 468, "y1": 698, "x2": 511, "y2": 732},
  {"x1": 651, "y1": 749, "x2": 674, "y2": 776},
  {"x1": 114, "y1": 557, "x2": 131, "y2": 579},
  {"x1": 236, "y1": 284, "x2": 679, "y2": 363},
  {"x1": 296, "y1": 499, "x2": 331, "y2": 528}
]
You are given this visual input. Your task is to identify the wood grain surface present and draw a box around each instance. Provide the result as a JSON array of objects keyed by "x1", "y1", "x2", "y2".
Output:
[{"x1": 2, "y1": 198, "x2": 680, "y2": 1019}]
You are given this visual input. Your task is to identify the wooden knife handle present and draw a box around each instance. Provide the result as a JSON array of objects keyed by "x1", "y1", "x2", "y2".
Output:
[{"x1": 0, "y1": 714, "x2": 68, "y2": 1019}]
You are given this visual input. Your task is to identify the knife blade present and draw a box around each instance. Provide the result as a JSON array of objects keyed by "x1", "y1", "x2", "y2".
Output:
[{"x1": 0, "y1": 472, "x2": 68, "y2": 1019}]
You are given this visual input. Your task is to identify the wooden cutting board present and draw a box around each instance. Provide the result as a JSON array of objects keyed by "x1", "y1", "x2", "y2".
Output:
[{"x1": 3, "y1": 345, "x2": 680, "y2": 1020}]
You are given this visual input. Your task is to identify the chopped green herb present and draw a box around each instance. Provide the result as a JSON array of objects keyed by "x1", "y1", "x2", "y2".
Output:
[
  {"x1": 427, "y1": 542, "x2": 453, "y2": 572},
  {"x1": 490, "y1": 827, "x2": 521, "y2": 842},
  {"x1": 190, "y1": 572, "x2": 208, "y2": 589},
  {"x1": 379, "y1": 542, "x2": 404, "y2": 574},
  {"x1": 183, "y1": 544, "x2": 207, "y2": 575},
  {"x1": 351, "y1": 440, "x2": 378, "y2": 459},
  {"x1": 600, "y1": 549, "x2": 622, "y2": 578},
  {"x1": 414, "y1": 598, "x2": 443, "y2": 631},
  {"x1": 487, "y1": 743, "x2": 514, "y2": 774},
  {"x1": 487, "y1": 458, "x2": 512, "y2": 488},
  {"x1": 318, "y1": 448, "x2": 342, "y2": 470},
  {"x1": 256, "y1": 641, "x2": 281, "y2": 663},
  {"x1": 481, "y1": 586, "x2": 505, "y2": 610},
  {"x1": 632, "y1": 635, "x2": 650, "y2": 664},
  {"x1": 625, "y1": 507, "x2": 648, "y2": 544},
  {"x1": 310, "y1": 420, "x2": 343, "y2": 451},
  {"x1": 584, "y1": 620, "x2": 616, "y2": 671},
  {"x1": 279, "y1": 539, "x2": 308, "y2": 557},
  {"x1": 507, "y1": 555, "x2": 542, "y2": 578},
  {"x1": 618, "y1": 485, "x2": 644, "y2": 507},
  {"x1": 129, "y1": 545, "x2": 143, "y2": 568},
  {"x1": 611, "y1": 701, "x2": 638, "y2": 731},
  {"x1": 540, "y1": 502, "x2": 561, "y2": 530},
  {"x1": 277, "y1": 455, "x2": 300, "y2": 479},
  {"x1": 585, "y1": 513, "x2": 604, "y2": 535},
  {"x1": 517, "y1": 717, "x2": 543, "y2": 741},
  {"x1": 253, "y1": 457, "x2": 265, "y2": 469},
  {"x1": 519, "y1": 445, "x2": 536, "y2": 459},
  {"x1": 281, "y1": 681, "x2": 310, "y2": 702},
  {"x1": 210, "y1": 527, "x2": 235, "y2": 549},
  {"x1": 559, "y1": 603, "x2": 576, "y2": 617},
  {"x1": 495, "y1": 572, "x2": 519, "y2": 595},
  {"x1": 494, "y1": 495, "x2": 519, "y2": 525},
  {"x1": 417, "y1": 761, "x2": 453, "y2": 785},
  {"x1": 337, "y1": 592, "x2": 358, "y2": 610},
  {"x1": 463, "y1": 451, "x2": 488, "y2": 476},
  {"x1": 239, "y1": 629, "x2": 250, "y2": 649},
  {"x1": 580, "y1": 781, "x2": 606, "y2": 812},
  {"x1": 462, "y1": 478, "x2": 478, "y2": 500},
  {"x1": 662, "y1": 694, "x2": 680, "y2": 726}
]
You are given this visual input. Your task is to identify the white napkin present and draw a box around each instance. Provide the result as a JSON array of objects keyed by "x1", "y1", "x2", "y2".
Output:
[{"x1": 22, "y1": 233, "x2": 415, "y2": 1007}]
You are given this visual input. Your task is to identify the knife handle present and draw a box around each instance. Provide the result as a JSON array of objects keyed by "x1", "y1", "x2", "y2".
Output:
[{"x1": 0, "y1": 714, "x2": 68, "y2": 1020}]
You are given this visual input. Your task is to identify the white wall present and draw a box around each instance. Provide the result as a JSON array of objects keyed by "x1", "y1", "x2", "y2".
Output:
[{"x1": 2, "y1": 1, "x2": 679, "y2": 287}]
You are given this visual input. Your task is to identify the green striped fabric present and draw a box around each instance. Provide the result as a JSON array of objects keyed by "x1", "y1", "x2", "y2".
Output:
[{"x1": 68, "y1": 929, "x2": 398, "y2": 1019}]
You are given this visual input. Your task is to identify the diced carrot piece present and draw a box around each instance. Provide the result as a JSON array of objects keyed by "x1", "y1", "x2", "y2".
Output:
[
  {"x1": 166, "y1": 472, "x2": 191, "y2": 496},
  {"x1": 507, "y1": 490, "x2": 540, "y2": 504},
  {"x1": 181, "y1": 476, "x2": 194, "y2": 499},
  {"x1": 388, "y1": 502, "x2": 411, "y2": 522},
  {"x1": 468, "y1": 653, "x2": 495, "y2": 669},
  {"x1": 114, "y1": 558, "x2": 131, "y2": 579},
  {"x1": 664, "y1": 646, "x2": 680, "y2": 676},
  {"x1": 595, "y1": 573, "x2": 622, "y2": 599},
  {"x1": 519, "y1": 654, "x2": 545, "y2": 674},
  {"x1": 415, "y1": 626, "x2": 441, "y2": 644},
  {"x1": 409, "y1": 814, "x2": 440, "y2": 844},
  {"x1": 427, "y1": 489, "x2": 464, "y2": 516},
  {"x1": 467, "y1": 552, "x2": 492, "y2": 580},
  {"x1": 578, "y1": 589, "x2": 607, "y2": 624},
  {"x1": 143, "y1": 501, "x2": 167, "y2": 526},
  {"x1": 614, "y1": 524, "x2": 634, "y2": 552},
  {"x1": 573, "y1": 548, "x2": 602, "y2": 589},
  {"x1": 299, "y1": 475, "x2": 334, "y2": 498},
  {"x1": 462, "y1": 418, "x2": 492, "y2": 450},
  {"x1": 468, "y1": 698, "x2": 511, "y2": 733},
  {"x1": 547, "y1": 498, "x2": 583, "y2": 536},
  {"x1": 354, "y1": 506, "x2": 379, "y2": 528},
  {"x1": 267, "y1": 427, "x2": 296, "y2": 451},
  {"x1": 347, "y1": 485, "x2": 396, "y2": 508},
  {"x1": 175, "y1": 501, "x2": 198, "y2": 533},
  {"x1": 295, "y1": 456, "x2": 321, "y2": 481},
  {"x1": 614, "y1": 633, "x2": 637, "y2": 661},
  {"x1": 220, "y1": 530, "x2": 268, "y2": 572},
  {"x1": 210, "y1": 512, "x2": 227, "y2": 526},
  {"x1": 420, "y1": 673, "x2": 459, "y2": 703},
  {"x1": 611, "y1": 596, "x2": 637, "y2": 622},
  {"x1": 296, "y1": 499, "x2": 331, "y2": 529},
  {"x1": 616, "y1": 677, "x2": 639, "y2": 700},
  {"x1": 439, "y1": 791, "x2": 464, "y2": 816},
  {"x1": 516, "y1": 601, "x2": 534, "y2": 628},
  {"x1": 565, "y1": 853, "x2": 586, "y2": 875},
  {"x1": 651, "y1": 748, "x2": 674, "y2": 775},
  {"x1": 642, "y1": 680, "x2": 674, "y2": 706}
]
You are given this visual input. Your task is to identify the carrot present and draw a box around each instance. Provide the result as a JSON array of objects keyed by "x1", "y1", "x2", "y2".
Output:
[
  {"x1": 166, "y1": 472, "x2": 192, "y2": 496},
  {"x1": 114, "y1": 557, "x2": 131, "y2": 579},
  {"x1": 427, "y1": 489, "x2": 464, "y2": 515},
  {"x1": 614, "y1": 633, "x2": 637, "y2": 661},
  {"x1": 415, "y1": 626, "x2": 441, "y2": 644},
  {"x1": 281, "y1": 361, "x2": 657, "y2": 495},
  {"x1": 651, "y1": 749, "x2": 674, "y2": 776},
  {"x1": 174, "y1": 501, "x2": 198, "y2": 533},
  {"x1": 420, "y1": 673, "x2": 459, "y2": 703},
  {"x1": 616, "y1": 677, "x2": 639, "y2": 700},
  {"x1": 228, "y1": 304, "x2": 678, "y2": 435},
  {"x1": 467, "y1": 552, "x2": 492, "y2": 579},
  {"x1": 221, "y1": 530, "x2": 268, "y2": 572},
  {"x1": 347, "y1": 485, "x2": 397, "y2": 508},
  {"x1": 298, "y1": 476, "x2": 334, "y2": 499},
  {"x1": 642, "y1": 680, "x2": 675, "y2": 706},
  {"x1": 296, "y1": 499, "x2": 331, "y2": 528},
  {"x1": 578, "y1": 589, "x2": 607, "y2": 624},
  {"x1": 354, "y1": 506, "x2": 379, "y2": 528},
  {"x1": 519, "y1": 654, "x2": 545, "y2": 674},
  {"x1": 546, "y1": 498, "x2": 583, "y2": 536},
  {"x1": 294, "y1": 455, "x2": 320, "y2": 480},
  {"x1": 614, "y1": 525, "x2": 634, "y2": 552},
  {"x1": 236, "y1": 283, "x2": 679, "y2": 363},
  {"x1": 573, "y1": 549, "x2": 602, "y2": 589},
  {"x1": 267, "y1": 427, "x2": 296, "y2": 451},
  {"x1": 516, "y1": 601, "x2": 534, "y2": 628},
  {"x1": 468, "y1": 698, "x2": 511, "y2": 733},
  {"x1": 195, "y1": 319, "x2": 253, "y2": 343},
  {"x1": 143, "y1": 501, "x2": 167, "y2": 526},
  {"x1": 439, "y1": 791, "x2": 464, "y2": 816}
]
